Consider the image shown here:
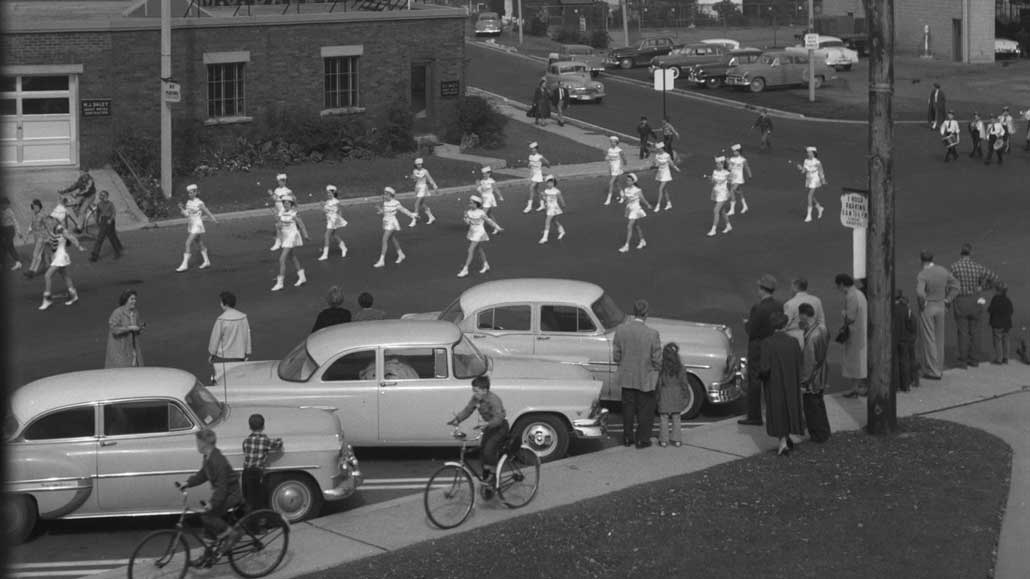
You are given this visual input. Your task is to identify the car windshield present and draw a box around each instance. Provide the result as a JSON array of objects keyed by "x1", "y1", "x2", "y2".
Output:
[
  {"x1": 591, "y1": 293, "x2": 626, "y2": 330},
  {"x1": 821, "y1": 40, "x2": 844, "y2": 48},
  {"x1": 278, "y1": 340, "x2": 319, "y2": 382},
  {"x1": 438, "y1": 297, "x2": 466, "y2": 324},
  {"x1": 559, "y1": 65, "x2": 587, "y2": 74},
  {"x1": 453, "y1": 336, "x2": 488, "y2": 379},
  {"x1": 186, "y1": 382, "x2": 224, "y2": 426}
]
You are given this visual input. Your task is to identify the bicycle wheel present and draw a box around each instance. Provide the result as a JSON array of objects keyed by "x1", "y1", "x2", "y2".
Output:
[
  {"x1": 229, "y1": 509, "x2": 290, "y2": 579},
  {"x1": 128, "y1": 530, "x2": 190, "y2": 579},
  {"x1": 424, "y1": 465, "x2": 475, "y2": 529},
  {"x1": 497, "y1": 447, "x2": 540, "y2": 509}
]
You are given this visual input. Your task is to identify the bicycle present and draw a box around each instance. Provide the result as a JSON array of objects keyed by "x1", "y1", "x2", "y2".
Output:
[
  {"x1": 127, "y1": 483, "x2": 289, "y2": 579},
  {"x1": 423, "y1": 427, "x2": 541, "y2": 529}
]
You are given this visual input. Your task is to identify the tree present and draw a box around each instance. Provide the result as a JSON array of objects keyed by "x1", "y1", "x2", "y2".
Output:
[{"x1": 712, "y1": 0, "x2": 739, "y2": 24}]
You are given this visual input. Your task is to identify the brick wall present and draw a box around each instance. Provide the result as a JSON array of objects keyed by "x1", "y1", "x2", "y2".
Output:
[{"x1": 4, "y1": 15, "x2": 466, "y2": 169}]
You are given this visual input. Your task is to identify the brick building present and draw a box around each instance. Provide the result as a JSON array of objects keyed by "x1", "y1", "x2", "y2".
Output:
[
  {"x1": 820, "y1": 0, "x2": 995, "y2": 62},
  {"x1": 1, "y1": 0, "x2": 468, "y2": 169}
]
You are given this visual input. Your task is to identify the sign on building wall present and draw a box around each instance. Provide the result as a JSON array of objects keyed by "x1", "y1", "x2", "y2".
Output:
[
  {"x1": 164, "y1": 81, "x2": 182, "y2": 103},
  {"x1": 81, "y1": 99, "x2": 112, "y2": 117},
  {"x1": 440, "y1": 80, "x2": 460, "y2": 98}
]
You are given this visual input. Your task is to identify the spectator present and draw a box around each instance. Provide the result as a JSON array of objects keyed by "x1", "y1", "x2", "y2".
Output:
[
  {"x1": 353, "y1": 291, "x2": 387, "y2": 321},
  {"x1": 24, "y1": 199, "x2": 51, "y2": 278},
  {"x1": 759, "y1": 311, "x2": 803, "y2": 455},
  {"x1": 241, "y1": 413, "x2": 283, "y2": 511},
  {"x1": 659, "y1": 117, "x2": 680, "y2": 161},
  {"x1": 783, "y1": 276, "x2": 825, "y2": 349},
  {"x1": 916, "y1": 250, "x2": 959, "y2": 380},
  {"x1": 551, "y1": 82, "x2": 569, "y2": 127},
  {"x1": 90, "y1": 190, "x2": 123, "y2": 262},
  {"x1": 799, "y1": 303, "x2": 831, "y2": 442},
  {"x1": 613, "y1": 299, "x2": 662, "y2": 448},
  {"x1": 311, "y1": 285, "x2": 352, "y2": 332},
  {"x1": 209, "y1": 291, "x2": 252, "y2": 374},
  {"x1": 105, "y1": 289, "x2": 145, "y2": 368},
  {"x1": 739, "y1": 274, "x2": 782, "y2": 426},
  {"x1": 0, "y1": 197, "x2": 22, "y2": 271},
  {"x1": 530, "y1": 79, "x2": 551, "y2": 126},
  {"x1": 927, "y1": 83, "x2": 946, "y2": 130},
  {"x1": 636, "y1": 115, "x2": 654, "y2": 159},
  {"x1": 837, "y1": 273, "x2": 869, "y2": 398},
  {"x1": 58, "y1": 167, "x2": 97, "y2": 232},
  {"x1": 949, "y1": 243, "x2": 1000, "y2": 367},
  {"x1": 988, "y1": 283, "x2": 1013, "y2": 365},
  {"x1": 752, "y1": 109, "x2": 773, "y2": 151},
  {"x1": 893, "y1": 290, "x2": 918, "y2": 391},
  {"x1": 182, "y1": 429, "x2": 243, "y2": 549},
  {"x1": 655, "y1": 342, "x2": 688, "y2": 448}
]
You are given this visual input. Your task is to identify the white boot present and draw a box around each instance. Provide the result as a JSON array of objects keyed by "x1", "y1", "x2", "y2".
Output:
[
  {"x1": 373, "y1": 256, "x2": 385, "y2": 268},
  {"x1": 39, "y1": 294, "x2": 53, "y2": 311},
  {"x1": 11, "y1": 261, "x2": 22, "y2": 271},
  {"x1": 318, "y1": 247, "x2": 329, "y2": 261},
  {"x1": 457, "y1": 266, "x2": 470, "y2": 278},
  {"x1": 270, "y1": 237, "x2": 281, "y2": 251},
  {"x1": 722, "y1": 222, "x2": 733, "y2": 234},
  {"x1": 637, "y1": 238, "x2": 647, "y2": 249},
  {"x1": 618, "y1": 244, "x2": 629, "y2": 253},
  {"x1": 338, "y1": 241, "x2": 348, "y2": 258},
  {"x1": 409, "y1": 218, "x2": 418, "y2": 228},
  {"x1": 523, "y1": 202, "x2": 533, "y2": 214},
  {"x1": 295, "y1": 269, "x2": 307, "y2": 287},
  {"x1": 425, "y1": 209, "x2": 436, "y2": 224},
  {"x1": 271, "y1": 276, "x2": 285, "y2": 291},
  {"x1": 538, "y1": 231, "x2": 549, "y2": 244},
  {"x1": 740, "y1": 199, "x2": 749, "y2": 214},
  {"x1": 557, "y1": 226, "x2": 566, "y2": 240},
  {"x1": 727, "y1": 201, "x2": 737, "y2": 216},
  {"x1": 665, "y1": 200, "x2": 672, "y2": 210},
  {"x1": 816, "y1": 204, "x2": 825, "y2": 219},
  {"x1": 65, "y1": 288, "x2": 79, "y2": 306},
  {"x1": 395, "y1": 250, "x2": 406, "y2": 264},
  {"x1": 653, "y1": 202, "x2": 662, "y2": 213},
  {"x1": 707, "y1": 227, "x2": 717, "y2": 237},
  {"x1": 479, "y1": 262, "x2": 490, "y2": 274},
  {"x1": 176, "y1": 253, "x2": 190, "y2": 272},
  {"x1": 199, "y1": 250, "x2": 211, "y2": 269},
  {"x1": 804, "y1": 207, "x2": 813, "y2": 223}
]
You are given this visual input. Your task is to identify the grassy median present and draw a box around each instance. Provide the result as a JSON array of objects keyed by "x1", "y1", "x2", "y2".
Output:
[{"x1": 316, "y1": 417, "x2": 1011, "y2": 579}]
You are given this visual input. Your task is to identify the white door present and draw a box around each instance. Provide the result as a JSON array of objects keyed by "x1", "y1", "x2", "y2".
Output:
[{"x1": 1, "y1": 74, "x2": 78, "y2": 167}]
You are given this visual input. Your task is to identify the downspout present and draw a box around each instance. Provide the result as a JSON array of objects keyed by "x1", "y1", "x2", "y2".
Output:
[{"x1": 962, "y1": 0, "x2": 969, "y2": 62}]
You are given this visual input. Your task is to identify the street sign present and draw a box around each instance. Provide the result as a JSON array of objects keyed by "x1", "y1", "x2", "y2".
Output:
[
  {"x1": 163, "y1": 81, "x2": 181, "y2": 103},
  {"x1": 652, "y1": 67, "x2": 678, "y2": 91},
  {"x1": 840, "y1": 188, "x2": 869, "y2": 228},
  {"x1": 804, "y1": 33, "x2": 820, "y2": 50}
]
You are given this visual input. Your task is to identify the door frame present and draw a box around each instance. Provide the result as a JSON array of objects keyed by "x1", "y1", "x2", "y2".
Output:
[{"x1": 1, "y1": 64, "x2": 83, "y2": 168}]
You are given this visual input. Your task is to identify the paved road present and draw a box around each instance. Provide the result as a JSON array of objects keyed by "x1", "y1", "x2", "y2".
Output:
[{"x1": 9, "y1": 44, "x2": 1028, "y2": 578}]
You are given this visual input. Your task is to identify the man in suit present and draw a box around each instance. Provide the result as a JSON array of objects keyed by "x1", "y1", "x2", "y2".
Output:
[
  {"x1": 552, "y1": 83, "x2": 570, "y2": 127},
  {"x1": 90, "y1": 190, "x2": 123, "y2": 262},
  {"x1": 739, "y1": 274, "x2": 783, "y2": 426},
  {"x1": 613, "y1": 299, "x2": 662, "y2": 448},
  {"x1": 916, "y1": 250, "x2": 960, "y2": 380},
  {"x1": 927, "y1": 83, "x2": 946, "y2": 130}
]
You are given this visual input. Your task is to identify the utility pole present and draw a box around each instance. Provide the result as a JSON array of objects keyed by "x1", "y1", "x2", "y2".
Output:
[
  {"x1": 807, "y1": 0, "x2": 815, "y2": 102},
  {"x1": 621, "y1": 0, "x2": 629, "y2": 47},
  {"x1": 517, "y1": 0, "x2": 523, "y2": 45},
  {"x1": 160, "y1": 0, "x2": 172, "y2": 199},
  {"x1": 863, "y1": 0, "x2": 897, "y2": 434}
]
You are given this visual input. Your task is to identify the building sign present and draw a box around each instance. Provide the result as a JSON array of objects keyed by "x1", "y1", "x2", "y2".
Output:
[
  {"x1": 163, "y1": 81, "x2": 182, "y2": 103},
  {"x1": 81, "y1": 99, "x2": 111, "y2": 117},
  {"x1": 440, "y1": 80, "x2": 460, "y2": 98},
  {"x1": 840, "y1": 188, "x2": 869, "y2": 229}
]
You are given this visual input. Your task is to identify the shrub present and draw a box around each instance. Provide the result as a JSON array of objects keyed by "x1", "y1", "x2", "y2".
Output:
[
  {"x1": 375, "y1": 104, "x2": 416, "y2": 155},
  {"x1": 445, "y1": 95, "x2": 508, "y2": 150},
  {"x1": 111, "y1": 133, "x2": 171, "y2": 220},
  {"x1": 526, "y1": 15, "x2": 548, "y2": 37},
  {"x1": 588, "y1": 29, "x2": 610, "y2": 49}
]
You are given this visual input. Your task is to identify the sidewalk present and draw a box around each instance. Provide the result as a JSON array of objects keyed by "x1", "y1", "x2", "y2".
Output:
[{"x1": 88, "y1": 362, "x2": 1030, "y2": 579}]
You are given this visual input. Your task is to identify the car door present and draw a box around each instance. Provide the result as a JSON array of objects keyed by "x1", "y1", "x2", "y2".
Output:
[
  {"x1": 533, "y1": 303, "x2": 613, "y2": 386},
  {"x1": 464, "y1": 304, "x2": 534, "y2": 357},
  {"x1": 96, "y1": 399, "x2": 198, "y2": 513},
  {"x1": 316, "y1": 349, "x2": 380, "y2": 444},
  {"x1": 772, "y1": 55, "x2": 790, "y2": 86},
  {"x1": 640, "y1": 39, "x2": 657, "y2": 63},
  {"x1": 376, "y1": 346, "x2": 460, "y2": 443}
]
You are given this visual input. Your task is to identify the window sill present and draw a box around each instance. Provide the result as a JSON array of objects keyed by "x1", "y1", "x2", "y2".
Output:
[
  {"x1": 321, "y1": 107, "x2": 366, "y2": 117},
  {"x1": 203, "y1": 116, "x2": 253, "y2": 126}
]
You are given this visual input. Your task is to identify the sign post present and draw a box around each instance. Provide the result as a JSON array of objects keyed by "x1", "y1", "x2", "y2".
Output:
[
  {"x1": 652, "y1": 66, "x2": 677, "y2": 120},
  {"x1": 840, "y1": 188, "x2": 869, "y2": 280},
  {"x1": 807, "y1": 0, "x2": 815, "y2": 103}
]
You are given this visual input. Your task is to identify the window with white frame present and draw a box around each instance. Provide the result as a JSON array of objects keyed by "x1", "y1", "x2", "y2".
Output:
[
  {"x1": 207, "y1": 62, "x2": 246, "y2": 118},
  {"x1": 322, "y1": 45, "x2": 363, "y2": 111}
]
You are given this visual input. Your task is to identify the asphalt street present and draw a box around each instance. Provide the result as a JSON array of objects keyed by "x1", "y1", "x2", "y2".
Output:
[{"x1": 9, "y1": 43, "x2": 1029, "y2": 578}]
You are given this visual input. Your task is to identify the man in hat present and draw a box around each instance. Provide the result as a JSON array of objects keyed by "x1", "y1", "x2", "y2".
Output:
[
  {"x1": 927, "y1": 83, "x2": 946, "y2": 130},
  {"x1": 915, "y1": 250, "x2": 959, "y2": 380},
  {"x1": 985, "y1": 116, "x2": 1006, "y2": 165},
  {"x1": 612, "y1": 298, "x2": 662, "y2": 448},
  {"x1": 939, "y1": 111, "x2": 960, "y2": 162},
  {"x1": 636, "y1": 115, "x2": 654, "y2": 159},
  {"x1": 603, "y1": 136, "x2": 627, "y2": 206},
  {"x1": 968, "y1": 112, "x2": 984, "y2": 159},
  {"x1": 739, "y1": 274, "x2": 782, "y2": 426},
  {"x1": 752, "y1": 109, "x2": 773, "y2": 151}
]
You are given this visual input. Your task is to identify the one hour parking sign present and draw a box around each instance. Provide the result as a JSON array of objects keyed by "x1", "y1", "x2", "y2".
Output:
[{"x1": 840, "y1": 189, "x2": 869, "y2": 228}]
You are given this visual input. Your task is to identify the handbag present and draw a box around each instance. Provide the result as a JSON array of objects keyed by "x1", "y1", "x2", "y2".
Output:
[
  {"x1": 834, "y1": 322, "x2": 851, "y2": 344},
  {"x1": 526, "y1": 103, "x2": 538, "y2": 118}
]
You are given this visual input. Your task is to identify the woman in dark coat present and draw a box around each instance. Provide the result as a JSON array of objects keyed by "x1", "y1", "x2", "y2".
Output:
[
  {"x1": 531, "y1": 79, "x2": 551, "y2": 126},
  {"x1": 759, "y1": 311, "x2": 804, "y2": 455}
]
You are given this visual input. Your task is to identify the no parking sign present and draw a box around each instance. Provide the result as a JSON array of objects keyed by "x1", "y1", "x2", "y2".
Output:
[{"x1": 840, "y1": 188, "x2": 869, "y2": 229}]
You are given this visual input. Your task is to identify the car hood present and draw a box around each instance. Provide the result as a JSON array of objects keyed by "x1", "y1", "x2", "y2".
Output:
[
  {"x1": 489, "y1": 355, "x2": 594, "y2": 382},
  {"x1": 646, "y1": 317, "x2": 730, "y2": 356},
  {"x1": 558, "y1": 73, "x2": 593, "y2": 84},
  {"x1": 218, "y1": 360, "x2": 282, "y2": 385}
]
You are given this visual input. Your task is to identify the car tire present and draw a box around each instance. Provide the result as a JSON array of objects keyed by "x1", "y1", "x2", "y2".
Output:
[
  {"x1": 619, "y1": 58, "x2": 633, "y2": 69},
  {"x1": 841, "y1": 64, "x2": 853, "y2": 72},
  {"x1": 512, "y1": 414, "x2": 569, "y2": 463},
  {"x1": 679, "y1": 373, "x2": 707, "y2": 420},
  {"x1": 813, "y1": 75, "x2": 825, "y2": 89},
  {"x1": 594, "y1": 97, "x2": 603, "y2": 104},
  {"x1": 705, "y1": 76, "x2": 723, "y2": 89},
  {"x1": 4, "y1": 494, "x2": 38, "y2": 545},
  {"x1": 266, "y1": 473, "x2": 323, "y2": 523},
  {"x1": 749, "y1": 77, "x2": 766, "y2": 93},
  {"x1": 671, "y1": 65, "x2": 682, "y2": 77}
]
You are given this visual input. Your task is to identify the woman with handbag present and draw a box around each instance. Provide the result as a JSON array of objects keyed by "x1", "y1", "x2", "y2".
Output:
[
  {"x1": 531, "y1": 79, "x2": 551, "y2": 126},
  {"x1": 836, "y1": 273, "x2": 868, "y2": 398}
]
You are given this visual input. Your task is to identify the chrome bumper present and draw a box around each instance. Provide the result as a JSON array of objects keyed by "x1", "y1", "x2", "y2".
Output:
[
  {"x1": 725, "y1": 77, "x2": 749, "y2": 86},
  {"x1": 707, "y1": 357, "x2": 746, "y2": 404},
  {"x1": 324, "y1": 469, "x2": 362, "y2": 501},
  {"x1": 569, "y1": 92, "x2": 604, "y2": 102},
  {"x1": 572, "y1": 410, "x2": 608, "y2": 439}
]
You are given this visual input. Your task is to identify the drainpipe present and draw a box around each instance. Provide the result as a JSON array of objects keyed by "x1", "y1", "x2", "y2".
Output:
[{"x1": 961, "y1": 0, "x2": 969, "y2": 62}]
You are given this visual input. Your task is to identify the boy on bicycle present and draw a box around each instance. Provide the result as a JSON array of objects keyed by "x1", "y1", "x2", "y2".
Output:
[
  {"x1": 181, "y1": 428, "x2": 244, "y2": 551},
  {"x1": 447, "y1": 375, "x2": 507, "y2": 483}
]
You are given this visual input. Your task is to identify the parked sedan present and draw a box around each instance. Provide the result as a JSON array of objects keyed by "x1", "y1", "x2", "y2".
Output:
[
  {"x1": 543, "y1": 61, "x2": 606, "y2": 103},
  {"x1": 786, "y1": 35, "x2": 859, "y2": 71},
  {"x1": 214, "y1": 320, "x2": 606, "y2": 462},
  {"x1": 687, "y1": 47, "x2": 763, "y2": 88},
  {"x1": 550, "y1": 43, "x2": 606, "y2": 76},
  {"x1": 403, "y1": 279, "x2": 744, "y2": 419},
  {"x1": 649, "y1": 43, "x2": 729, "y2": 76},
  {"x1": 726, "y1": 51, "x2": 833, "y2": 93},
  {"x1": 995, "y1": 38, "x2": 1022, "y2": 59},
  {"x1": 474, "y1": 11, "x2": 502, "y2": 37},
  {"x1": 4, "y1": 368, "x2": 361, "y2": 544}
]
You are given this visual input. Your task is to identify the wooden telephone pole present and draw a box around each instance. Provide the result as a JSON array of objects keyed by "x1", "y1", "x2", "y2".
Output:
[{"x1": 863, "y1": 0, "x2": 897, "y2": 434}]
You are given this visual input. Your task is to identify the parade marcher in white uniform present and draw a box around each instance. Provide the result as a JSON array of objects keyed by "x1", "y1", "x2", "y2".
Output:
[
  {"x1": 38, "y1": 212, "x2": 85, "y2": 310},
  {"x1": 409, "y1": 158, "x2": 439, "y2": 227},
  {"x1": 603, "y1": 136, "x2": 628, "y2": 206},
  {"x1": 619, "y1": 173, "x2": 653, "y2": 253},
  {"x1": 984, "y1": 115, "x2": 1006, "y2": 165},
  {"x1": 458, "y1": 195, "x2": 503, "y2": 278},
  {"x1": 538, "y1": 175, "x2": 567, "y2": 244},
  {"x1": 797, "y1": 146, "x2": 827, "y2": 222},
  {"x1": 1000, "y1": 106, "x2": 1015, "y2": 153},
  {"x1": 940, "y1": 111, "x2": 961, "y2": 162},
  {"x1": 271, "y1": 198, "x2": 310, "y2": 292},
  {"x1": 523, "y1": 142, "x2": 550, "y2": 213},
  {"x1": 650, "y1": 142, "x2": 680, "y2": 212},
  {"x1": 176, "y1": 184, "x2": 218, "y2": 272},
  {"x1": 374, "y1": 186, "x2": 419, "y2": 268},
  {"x1": 318, "y1": 185, "x2": 348, "y2": 261},
  {"x1": 707, "y1": 156, "x2": 732, "y2": 237},
  {"x1": 267, "y1": 173, "x2": 293, "y2": 251},
  {"x1": 726, "y1": 144, "x2": 753, "y2": 215},
  {"x1": 477, "y1": 167, "x2": 503, "y2": 234}
]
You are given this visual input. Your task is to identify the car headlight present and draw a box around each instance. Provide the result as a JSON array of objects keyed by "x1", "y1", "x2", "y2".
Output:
[{"x1": 591, "y1": 82, "x2": 603, "y2": 90}]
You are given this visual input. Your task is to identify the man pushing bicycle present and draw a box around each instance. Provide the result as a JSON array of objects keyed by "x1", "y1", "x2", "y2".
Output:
[{"x1": 447, "y1": 375, "x2": 507, "y2": 483}]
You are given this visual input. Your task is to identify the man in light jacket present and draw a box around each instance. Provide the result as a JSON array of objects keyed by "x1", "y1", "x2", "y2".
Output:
[
  {"x1": 209, "y1": 291, "x2": 252, "y2": 372},
  {"x1": 613, "y1": 299, "x2": 662, "y2": 449},
  {"x1": 783, "y1": 277, "x2": 826, "y2": 350}
]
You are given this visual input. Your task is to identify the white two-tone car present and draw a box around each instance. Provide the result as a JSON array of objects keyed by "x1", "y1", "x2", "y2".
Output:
[
  {"x1": 4, "y1": 368, "x2": 361, "y2": 544},
  {"x1": 214, "y1": 320, "x2": 606, "y2": 462},
  {"x1": 787, "y1": 35, "x2": 860, "y2": 71},
  {"x1": 403, "y1": 279, "x2": 744, "y2": 419}
]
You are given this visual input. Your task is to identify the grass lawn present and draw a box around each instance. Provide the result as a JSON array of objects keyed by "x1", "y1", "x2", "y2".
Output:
[
  {"x1": 165, "y1": 121, "x2": 603, "y2": 215},
  {"x1": 309, "y1": 417, "x2": 1011, "y2": 579}
]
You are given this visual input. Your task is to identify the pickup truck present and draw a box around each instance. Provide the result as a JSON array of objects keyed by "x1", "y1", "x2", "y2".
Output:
[{"x1": 606, "y1": 37, "x2": 682, "y2": 69}]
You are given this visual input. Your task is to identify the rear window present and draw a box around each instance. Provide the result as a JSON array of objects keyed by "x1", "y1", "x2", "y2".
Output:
[{"x1": 24, "y1": 406, "x2": 96, "y2": 440}]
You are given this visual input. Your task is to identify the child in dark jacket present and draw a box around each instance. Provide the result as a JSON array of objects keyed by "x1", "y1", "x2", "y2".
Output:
[{"x1": 988, "y1": 283, "x2": 1014, "y2": 364}]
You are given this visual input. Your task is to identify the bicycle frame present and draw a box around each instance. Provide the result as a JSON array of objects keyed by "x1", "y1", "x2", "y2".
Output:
[{"x1": 443, "y1": 429, "x2": 486, "y2": 481}]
